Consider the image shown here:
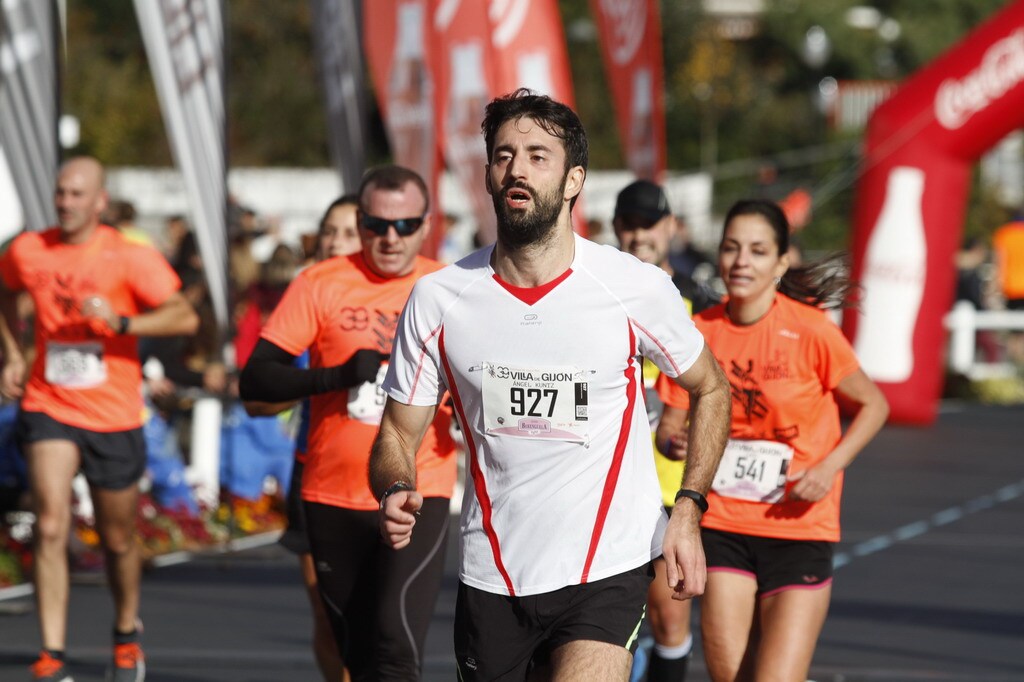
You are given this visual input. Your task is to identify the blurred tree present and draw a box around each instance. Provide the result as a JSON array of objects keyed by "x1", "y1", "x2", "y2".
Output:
[{"x1": 64, "y1": 0, "x2": 170, "y2": 165}]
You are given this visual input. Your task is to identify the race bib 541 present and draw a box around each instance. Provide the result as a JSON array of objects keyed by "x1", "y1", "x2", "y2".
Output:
[{"x1": 712, "y1": 439, "x2": 794, "y2": 503}]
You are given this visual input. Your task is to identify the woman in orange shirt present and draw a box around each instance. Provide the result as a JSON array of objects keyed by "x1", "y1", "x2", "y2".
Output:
[{"x1": 657, "y1": 199, "x2": 888, "y2": 681}]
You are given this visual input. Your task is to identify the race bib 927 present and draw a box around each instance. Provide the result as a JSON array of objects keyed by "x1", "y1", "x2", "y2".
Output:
[{"x1": 481, "y1": 362, "x2": 590, "y2": 442}]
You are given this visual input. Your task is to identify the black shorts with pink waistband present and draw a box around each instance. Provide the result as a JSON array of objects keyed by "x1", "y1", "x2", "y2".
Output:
[{"x1": 702, "y1": 527, "x2": 833, "y2": 597}]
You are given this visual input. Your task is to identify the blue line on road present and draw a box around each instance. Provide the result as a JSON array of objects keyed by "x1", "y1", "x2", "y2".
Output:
[{"x1": 833, "y1": 478, "x2": 1024, "y2": 570}]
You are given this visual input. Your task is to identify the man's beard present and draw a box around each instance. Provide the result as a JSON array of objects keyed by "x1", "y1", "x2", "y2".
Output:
[{"x1": 492, "y1": 175, "x2": 566, "y2": 249}]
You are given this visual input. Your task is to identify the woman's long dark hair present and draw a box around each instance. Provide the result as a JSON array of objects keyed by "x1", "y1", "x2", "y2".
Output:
[{"x1": 722, "y1": 199, "x2": 858, "y2": 310}]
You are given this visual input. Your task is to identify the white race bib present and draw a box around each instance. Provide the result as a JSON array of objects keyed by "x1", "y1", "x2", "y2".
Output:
[
  {"x1": 346, "y1": 363, "x2": 389, "y2": 425},
  {"x1": 481, "y1": 362, "x2": 589, "y2": 442},
  {"x1": 45, "y1": 341, "x2": 107, "y2": 389},
  {"x1": 712, "y1": 439, "x2": 794, "y2": 503}
]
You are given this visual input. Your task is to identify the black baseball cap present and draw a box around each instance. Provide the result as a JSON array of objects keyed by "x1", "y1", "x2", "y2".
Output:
[{"x1": 614, "y1": 180, "x2": 671, "y2": 224}]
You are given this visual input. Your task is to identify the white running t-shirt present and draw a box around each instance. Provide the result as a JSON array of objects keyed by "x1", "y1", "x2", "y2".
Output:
[{"x1": 383, "y1": 235, "x2": 705, "y2": 596}]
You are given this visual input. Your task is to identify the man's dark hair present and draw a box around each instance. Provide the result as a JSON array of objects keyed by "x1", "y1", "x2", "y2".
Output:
[
  {"x1": 358, "y1": 165, "x2": 430, "y2": 214},
  {"x1": 481, "y1": 88, "x2": 589, "y2": 181}
]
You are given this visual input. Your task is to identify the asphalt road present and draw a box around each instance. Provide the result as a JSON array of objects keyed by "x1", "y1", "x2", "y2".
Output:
[{"x1": 1, "y1": 402, "x2": 1022, "y2": 681}]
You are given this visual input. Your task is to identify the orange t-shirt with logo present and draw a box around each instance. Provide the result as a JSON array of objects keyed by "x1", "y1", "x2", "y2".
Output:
[
  {"x1": 993, "y1": 221, "x2": 1024, "y2": 300},
  {"x1": 259, "y1": 253, "x2": 456, "y2": 510},
  {"x1": 0, "y1": 226, "x2": 182, "y2": 431},
  {"x1": 657, "y1": 294, "x2": 860, "y2": 542}
]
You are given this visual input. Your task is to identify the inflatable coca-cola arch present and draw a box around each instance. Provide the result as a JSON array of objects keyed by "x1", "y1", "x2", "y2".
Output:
[{"x1": 844, "y1": 0, "x2": 1024, "y2": 424}]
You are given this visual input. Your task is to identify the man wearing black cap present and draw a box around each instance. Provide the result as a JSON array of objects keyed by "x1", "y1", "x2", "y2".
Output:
[
  {"x1": 613, "y1": 180, "x2": 713, "y2": 682},
  {"x1": 613, "y1": 180, "x2": 715, "y2": 315}
]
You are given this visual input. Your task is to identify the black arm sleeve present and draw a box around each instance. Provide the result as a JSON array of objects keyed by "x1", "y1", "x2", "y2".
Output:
[{"x1": 238, "y1": 338, "x2": 385, "y2": 403}]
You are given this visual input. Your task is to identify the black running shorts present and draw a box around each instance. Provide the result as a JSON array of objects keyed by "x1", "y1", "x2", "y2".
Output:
[
  {"x1": 454, "y1": 562, "x2": 653, "y2": 681},
  {"x1": 16, "y1": 410, "x2": 146, "y2": 490},
  {"x1": 702, "y1": 527, "x2": 833, "y2": 597}
]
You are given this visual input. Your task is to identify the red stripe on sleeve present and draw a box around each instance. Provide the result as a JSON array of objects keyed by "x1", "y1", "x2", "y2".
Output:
[
  {"x1": 409, "y1": 322, "x2": 443, "y2": 403},
  {"x1": 580, "y1": 322, "x2": 639, "y2": 583},
  {"x1": 438, "y1": 327, "x2": 516, "y2": 596}
]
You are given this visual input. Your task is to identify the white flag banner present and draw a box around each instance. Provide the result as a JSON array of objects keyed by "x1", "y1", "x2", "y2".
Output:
[
  {"x1": 0, "y1": 0, "x2": 58, "y2": 231},
  {"x1": 310, "y1": 0, "x2": 368, "y2": 193},
  {"x1": 134, "y1": 0, "x2": 228, "y2": 331}
]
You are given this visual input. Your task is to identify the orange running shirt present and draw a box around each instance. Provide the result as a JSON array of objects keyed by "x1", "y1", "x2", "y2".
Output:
[
  {"x1": 0, "y1": 226, "x2": 182, "y2": 431},
  {"x1": 993, "y1": 221, "x2": 1024, "y2": 300},
  {"x1": 657, "y1": 294, "x2": 860, "y2": 542},
  {"x1": 259, "y1": 253, "x2": 456, "y2": 510}
]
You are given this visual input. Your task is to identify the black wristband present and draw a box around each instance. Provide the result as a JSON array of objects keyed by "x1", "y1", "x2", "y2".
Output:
[
  {"x1": 674, "y1": 489, "x2": 709, "y2": 514},
  {"x1": 118, "y1": 316, "x2": 131, "y2": 335},
  {"x1": 379, "y1": 480, "x2": 414, "y2": 509}
]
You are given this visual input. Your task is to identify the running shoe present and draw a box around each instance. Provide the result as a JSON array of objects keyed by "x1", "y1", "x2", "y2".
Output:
[
  {"x1": 30, "y1": 651, "x2": 73, "y2": 681},
  {"x1": 106, "y1": 642, "x2": 145, "y2": 682}
]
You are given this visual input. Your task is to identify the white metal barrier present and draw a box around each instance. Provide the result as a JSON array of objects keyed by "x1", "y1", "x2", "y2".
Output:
[
  {"x1": 187, "y1": 397, "x2": 222, "y2": 509},
  {"x1": 944, "y1": 301, "x2": 1024, "y2": 377}
]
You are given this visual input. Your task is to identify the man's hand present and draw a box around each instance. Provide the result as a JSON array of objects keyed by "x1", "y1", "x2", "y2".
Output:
[
  {"x1": 0, "y1": 354, "x2": 26, "y2": 400},
  {"x1": 661, "y1": 503, "x2": 706, "y2": 601},
  {"x1": 379, "y1": 489, "x2": 423, "y2": 550}
]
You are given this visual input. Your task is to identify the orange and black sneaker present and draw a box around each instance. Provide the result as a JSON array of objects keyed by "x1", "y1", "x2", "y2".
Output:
[
  {"x1": 30, "y1": 651, "x2": 72, "y2": 681},
  {"x1": 107, "y1": 642, "x2": 145, "y2": 682}
]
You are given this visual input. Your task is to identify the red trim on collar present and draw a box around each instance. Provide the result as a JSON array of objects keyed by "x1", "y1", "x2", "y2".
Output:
[{"x1": 492, "y1": 268, "x2": 573, "y2": 305}]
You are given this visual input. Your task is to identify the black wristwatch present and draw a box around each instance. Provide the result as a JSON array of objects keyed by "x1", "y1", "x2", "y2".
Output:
[
  {"x1": 674, "y1": 489, "x2": 709, "y2": 514},
  {"x1": 117, "y1": 315, "x2": 131, "y2": 335},
  {"x1": 379, "y1": 480, "x2": 414, "y2": 510}
]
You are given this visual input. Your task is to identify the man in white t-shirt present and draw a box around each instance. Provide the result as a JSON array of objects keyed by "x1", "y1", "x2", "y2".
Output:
[{"x1": 370, "y1": 89, "x2": 730, "y2": 681}]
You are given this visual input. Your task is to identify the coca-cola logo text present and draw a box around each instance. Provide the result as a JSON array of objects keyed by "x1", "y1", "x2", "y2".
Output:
[{"x1": 935, "y1": 28, "x2": 1024, "y2": 130}]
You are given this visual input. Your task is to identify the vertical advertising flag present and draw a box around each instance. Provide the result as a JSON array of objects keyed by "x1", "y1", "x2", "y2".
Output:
[
  {"x1": 364, "y1": 0, "x2": 443, "y2": 256},
  {"x1": 435, "y1": 0, "x2": 498, "y2": 245},
  {"x1": 590, "y1": 0, "x2": 666, "y2": 180},
  {"x1": 487, "y1": 0, "x2": 586, "y2": 234},
  {"x1": 134, "y1": 0, "x2": 229, "y2": 331},
  {"x1": 309, "y1": 0, "x2": 368, "y2": 193},
  {"x1": 0, "y1": 0, "x2": 58, "y2": 231}
]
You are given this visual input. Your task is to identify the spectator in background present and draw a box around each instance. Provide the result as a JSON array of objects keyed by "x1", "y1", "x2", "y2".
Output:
[
  {"x1": 104, "y1": 199, "x2": 154, "y2": 247},
  {"x1": 993, "y1": 213, "x2": 1024, "y2": 364},
  {"x1": 956, "y1": 237, "x2": 1001, "y2": 363},
  {"x1": 668, "y1": 213, "x2": 716, "y2": 290},
  {"x1": 223, "y1": 244, "x2": 301, "y2": 522}
]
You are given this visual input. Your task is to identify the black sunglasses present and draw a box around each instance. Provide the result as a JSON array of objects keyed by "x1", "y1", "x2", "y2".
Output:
[{"x1": 360, "y1": 213, "x2": 426, "y2": 236}]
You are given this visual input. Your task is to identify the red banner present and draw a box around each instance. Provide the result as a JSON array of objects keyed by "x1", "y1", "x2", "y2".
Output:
[
  {"x1": 435, "y1": 0, "x2": 499, "y2": 245},
  {"x1": 364, "y1": 0, "x2": 444, "y2": 256},
  {"x1": 589, "y1": 0, "x2": 666, "y2": 180},
  {"x1": 487, "y1": 0, "x2": 587, "y2": 235}
]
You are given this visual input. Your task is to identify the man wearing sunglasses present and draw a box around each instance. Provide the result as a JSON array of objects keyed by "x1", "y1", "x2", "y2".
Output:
[
  {"x1": 239, "y1": 165, "x2": 456, "y2": 681},
  {"x1": 371, "y1": 89, "x2": 731, "y2": 681}
]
